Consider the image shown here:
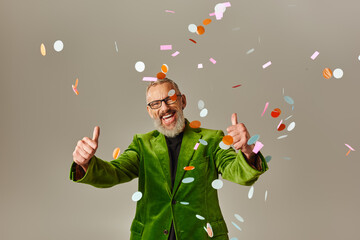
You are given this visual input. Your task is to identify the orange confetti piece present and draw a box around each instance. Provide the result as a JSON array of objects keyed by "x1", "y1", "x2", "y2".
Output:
[
  {"x1": 184, "y1": 166, "x2": 195, "y2": 171},
  {"x1": 40, "y1": 43, "x2": 46, "y2": 56},
  {"x1": 277, "y1": 123, "x2": 286, "y2": 131},
  {"x1": 74, "y1": 78, "x2": 78, "y2": 88},
  {"x1": 170, "y1": 94, "x2": 177, "y2": 101},
  {"x1": 323, "y1": 68, "x2": 332, "y2": 79},
  {"x1": 113, "y1": 147, "x2": 120, "y2": 159},
  {"x1": 161, "y1": 64, "x2": 169, "y2": 74},
  {"x1": 189, "y1": 39, "x2": 197, "y2": 44},
  {"x1": 197, "y1": 26, "x2": 205, "y2": 35},
  {"x1": 271, "y1": 108, "x2": 281, "y2": 118},
  {"x1": 222, "y1": 135, "x2": 233, "y2": 145},
  {"x1": 203, "y1": 19, "x2": 212, "y2": 25},
  {"x1": 157, "y1": 72, "x2": 166, "y2": 79},
  {"x1": 189, "y1": 120, "x2": 201, "y2": 128},
  {"x1": 346, "y1": 149, "x2": 351, "y2": 156}
]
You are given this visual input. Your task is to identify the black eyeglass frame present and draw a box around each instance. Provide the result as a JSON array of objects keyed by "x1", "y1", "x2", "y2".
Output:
[{"x1": 147, "y1": 94, "x2": 183, "y2": 109}]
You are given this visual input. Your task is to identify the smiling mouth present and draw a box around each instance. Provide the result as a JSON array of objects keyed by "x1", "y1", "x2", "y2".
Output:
[{"x1": 161, "y1": 111, "x2": 176, "y2": 126}]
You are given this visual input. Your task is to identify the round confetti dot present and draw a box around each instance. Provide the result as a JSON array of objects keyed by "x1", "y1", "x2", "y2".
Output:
[
  {"x1": 234, "y1": 214, "x2": 244, "y2": 222},
  {"x1": 196, "y1": 214, "x2": 205, "y2": 220},
  {"x1": 211, "y1": 179, "x2": 223, "y2": 189},
  {"x1": 271, "y1": 108, "x2": 281, "y2": 118},
  {"x1": 215, "y1": 3, "x2": 226, "y2": 13},
  {"x1": 287, "y1": 122, "x2": 295, "y2": 131},
  {"x1": 323, "y1": 68, "x2": 332, "y2": 79},
  {"x1": 197, "y1": 26, "x2": 205, "y2": 35},
  {"x1": 188, "y1": 24, "x2": 197, "y2": 33},
  {"x1": 168, "y1": 89, "x2": 175, "y2": 97},
  {"x1": 40, "y1": 43, "x2": 46, "y2": 56},
  {"x1": 203, "y1": 19, "x2": 212, "y2": 25},
  {"x1": 333, "y1": 68, "x2": 343, "y2": 79},
  {"x1": 189, "y1": 120, "x2": 201, "y2": 128},
  {"x1": 284, "y1": 96, "x2": 294, "y2": 105},
  {"x1": 180, "y1": 201, "x2": 189, "y2": 205},
  {"x1": 113, "y1": 147, "x2": 120, "y2": 159},
  {"x1": 247, "y1": 134, "x2": 260, "y2": 145},
  {"x1": 184, "y1": 166, "x2": 195, "y2": 171},
  {"x1": 265, "y1": 155, "x2": 272, "y2": 163},
  {"x1": 135, "y1": 61, "x2": 145, "y2": 72},
  {"x1": 200, "y1": 108, "x2": 208, "y2": 117},
  {"x1": 53, "y1": 40, "x2": 64, "y2": 52},
  {"x1": 277, "y1": 123, "x2": 286, "y2": 131},
  {"x1": 198, "y1": 100, "x2": 205, "y2": 110},
  {"x1": 248, "y1": 186, "x2": 254, "y2": 199},
  {"x1": 199, "y1": 139, "x2": 208, "y2": 145},
  {"x1": 231, "y1": 222, "x2": 242, "y2": 231},
  {"x1": 132, "y1": 191, "x2": 142, "y2": 202},
  {"x1": 182, "y1": 177, "x2": 194, "y2": 183},
  {"x1": 219, "y1": 141, "x2": 230, "y2": 150},
  {"x1": 157, "y1": 72, "x2": 166, "y2": 79},
  {"x1": 161, "y1": 64, "x2": 169, "y2": 74},
  {"x1": 222, "y1": 135, "x2": 233, "y2": 145}
]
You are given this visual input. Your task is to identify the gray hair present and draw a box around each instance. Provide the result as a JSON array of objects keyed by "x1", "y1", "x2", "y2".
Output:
[{"x1": 146, "y1": 78, "x2": 181, "y2": 103}]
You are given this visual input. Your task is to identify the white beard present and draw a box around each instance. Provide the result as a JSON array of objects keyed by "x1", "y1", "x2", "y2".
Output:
[{"x1": 153, "y1": 110, "x2": 185, "y2": 137}]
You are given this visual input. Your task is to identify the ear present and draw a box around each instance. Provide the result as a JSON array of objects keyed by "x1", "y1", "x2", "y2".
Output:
[
  {"x1": 181, "y1": 94, "x2": 187, "y2": 110},
  {"x1": 147, "y1": 106, "x2": 153, "y2": 118}
]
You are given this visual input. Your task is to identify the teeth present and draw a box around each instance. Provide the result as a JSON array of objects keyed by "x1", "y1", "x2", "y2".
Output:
[{"x1": 163, "y1": 113, "x2": 173, "y2": 119}]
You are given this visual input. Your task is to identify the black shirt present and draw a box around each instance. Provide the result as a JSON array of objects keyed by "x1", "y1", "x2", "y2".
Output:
[{"x1": 165, "y1": 131, "x2": 184, "y2": 240}]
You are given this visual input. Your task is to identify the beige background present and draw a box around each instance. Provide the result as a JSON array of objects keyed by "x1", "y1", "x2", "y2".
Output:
[{"x1": 1, "y1": 0, "x2": 360, "y2": 239}]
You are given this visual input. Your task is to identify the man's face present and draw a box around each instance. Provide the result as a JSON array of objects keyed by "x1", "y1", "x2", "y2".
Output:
[{"x1": 146, "y1": 83, "x2": 187, "y2": 137}]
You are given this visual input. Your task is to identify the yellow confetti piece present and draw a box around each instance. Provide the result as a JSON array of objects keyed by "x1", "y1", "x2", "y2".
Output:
[{"x1": 40, "y1": 43, "x2": 46, "y2": 56}]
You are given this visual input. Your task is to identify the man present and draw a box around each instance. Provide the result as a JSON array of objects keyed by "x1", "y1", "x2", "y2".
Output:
[{"x1": 70, "y1": 78, "x2": 268, "y2": 240}]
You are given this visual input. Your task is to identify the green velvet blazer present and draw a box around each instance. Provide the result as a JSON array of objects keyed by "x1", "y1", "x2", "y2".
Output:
[{"x1": 70, "y1": 119, "x2": 268, "y2": 240}]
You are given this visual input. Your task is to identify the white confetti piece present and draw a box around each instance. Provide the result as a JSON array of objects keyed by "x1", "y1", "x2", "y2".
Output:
[
  {"x1": 277, "y1": 135, "x2": 288, "y2": 139},
  {"x1": 211, "y1": 179, "x2": 223, "y2": 189},
  {"x1": 131, "y1": 191, "x2": 142, "y2": 202},
  {"x1": 246, "y1": 48, "x2": 254, "y2": 54},
  {"x1": 248, "y1": 186, "x2": 254, "y2": 199},
  {"x1": 287, "y1": 122, "x2": 295, "y2": 131},
  {"x1": 198, "y1": 100, "x2": 205, "y2": 110},
  {"x1": 265, "y1": 190, "x2": 268, "y2": 201},
  {"x1": 200, "y1": 108, "x2": 208, "y2": 117},
  {"x1": 285, "y1": 115, "x2": 292, "y2": 120},
  {"x1": 196, "y1": 214, "x2": 205, "y2": 220},
  {"x1": 199, "y1": 139, "x2": 208, "y2": 145},
  {"x1": 53, "y1": 40, "x2": 64, "y2": 52},
  {"x1": 198, "y1": 63, "x2": 203, "y2": 69},
  {"x1": 234, "y1": 214, "x2": 244, "y2": 222},
  {"x1": 231, "y1": 221, "x2": 242, "y2": 231},
  {"x1": 182, "y1": 177, "x2": 194, "y2": 183},
  {"x1": 333, "y1": 68, "x2": 344, "y2": 79},
  {"x1": 262, "y1": 61, "x2": 272, "y2": 69},
  {"x1": 135, "y1": 61, "x2": 145, "y2": 72},
  {"x1": 180, "y1": 201, "x2": 189, "y2": 205},
  {"x1": 115, "y1": 41, "x2": 118, "y2": 52},
  {"x1": 219, "y1": 141, "x2": 230, "y2": 150}
]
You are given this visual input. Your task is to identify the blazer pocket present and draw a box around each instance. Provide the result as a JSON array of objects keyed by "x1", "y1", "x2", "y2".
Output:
[
  {"x1": 130, "y1": 219, "x2": 144, "y2": 236},
  {"x1": 209, "y1": 219, "x2": 229, "y2": 238}
]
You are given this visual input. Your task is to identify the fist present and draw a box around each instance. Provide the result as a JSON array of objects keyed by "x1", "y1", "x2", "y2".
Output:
[
  {"x1": 73, "y1": 126, "x2": 100, "y2": 171},
  {"x1": 226, "y1": 113, "x2": 254, "y2": 158}
]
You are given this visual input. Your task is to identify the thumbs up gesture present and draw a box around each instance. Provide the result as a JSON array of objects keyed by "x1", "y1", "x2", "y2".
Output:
[
  {"x1": 226, "y1": 113, "x2": 255, "y2": 159},
  {"x1": 72, "y1": 126, "x2": 100, "y2": 171}
]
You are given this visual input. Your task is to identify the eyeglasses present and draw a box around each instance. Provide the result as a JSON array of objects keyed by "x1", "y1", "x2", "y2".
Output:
[{"x1": 147, "y1": 95, "x2": 182, "y2": 109}]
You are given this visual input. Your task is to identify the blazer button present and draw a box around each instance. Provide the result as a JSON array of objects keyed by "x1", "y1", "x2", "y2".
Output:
[
  {"x1": 172, "y1": 199, "x2": 176, "y2": 204},
  {"x1": 163, "y1": 229, "x2": 168, "y2": 235}
]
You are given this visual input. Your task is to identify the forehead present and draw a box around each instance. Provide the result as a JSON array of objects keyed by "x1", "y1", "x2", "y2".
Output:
[{"x1": 147, "y1": 83, "x2": 174, "y2": 102}]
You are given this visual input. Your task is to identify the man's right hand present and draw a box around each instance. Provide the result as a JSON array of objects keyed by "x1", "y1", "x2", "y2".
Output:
[{"x1": 72, "y1": 126, "x2": 100, "y2": 172}]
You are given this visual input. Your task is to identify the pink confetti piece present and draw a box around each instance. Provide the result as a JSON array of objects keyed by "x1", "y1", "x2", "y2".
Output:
[
  {"x1": 209, "y1": 58, "x2": 217, "y2": 64},
  {"x1": 194, "y1": 142, "x2": 200, "y2": 150},
  {"x1": 310, "y1": 51, "x2": 319, "y2": 60},
  {"x1": 142, "y1": 77, "x2": 157, "y2": 82},
  {"x1": 160, "y1": 45, "x2": 172, "y2": 50},
  {"x1": 171, "y1": 51, "x2": 180, "y2": 57},
  {"x1": 345, "y1": 144, "x2": 355, "y2": 151},
  {"x1": 198, "y1": 63, "x2": 203, "y2": 69},
  {"x1": 72, "y1": 85, "x2": 79, "y2": 95},
  {"x1": 232, "y1": 84, "x2": 241, "y2": 88},
  {"x1": 209, "y1": 12, "x2": 215, "y2": 16},
  {"x1": 261, "y1": 102, "x2": 269, "y2": 116},
  {"x1": 215, "y1": 11, "x2": 223, "y2": 20},
  {"x1": 253, "y1": 141, "x2": 264, "y2": 154},
  {"x1": 165, "y1": 10, "x2": 175, "y2": 13},
  {"x1": 223, "y1": 2, "x2": 231, "y2": 7},
  {"x1": 277, "y1": 119, "x2": 283, "y2": 130},
  {"x1": 262, "y1": 61, "x2": 272, "y2": 69}
]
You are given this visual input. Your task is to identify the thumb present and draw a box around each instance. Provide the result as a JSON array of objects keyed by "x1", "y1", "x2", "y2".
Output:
[
  {"x1": 231, "y1": 113, "x2": 238, "y2": 126},
  {"x1": 92, "y1": 126, "x2": 100, "y2": 142}
]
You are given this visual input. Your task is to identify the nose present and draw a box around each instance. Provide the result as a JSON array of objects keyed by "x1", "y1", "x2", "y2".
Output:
[{"x1": 159, "y1": 100, "x2": 170, "y2": 112}]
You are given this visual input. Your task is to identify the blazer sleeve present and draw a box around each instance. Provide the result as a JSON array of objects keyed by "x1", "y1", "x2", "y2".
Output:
[
  {"x1": 213, "y1": 130, "x2": 269, "y2": 186},
  {"x1": 69, "y1": 134, "x2": 140, "y2": 188}
]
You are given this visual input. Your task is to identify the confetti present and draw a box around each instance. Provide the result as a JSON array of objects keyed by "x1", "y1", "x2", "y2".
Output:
[
  {"x1": 194, "y1": 142, "x2": 200, "y2": 150},
  {"x1": 197, "y1": 26, "x2": 205, "y2": 35},
  {"x1": 200, "y1": 108, "x2": 208, "y2": 117},
  {"x1": 135, "y1": 61, "x2": 145, "y2": 72},
  {"x1": 231, "y1": 222, "x2": 242, "y2": 231},
  {"x1": 285, "y1": 115, "x2": 292, "y2": 120},
  {"x1": 265, "y1": 156, "x2": 272, "y2": 163},
  {"x1": 323, "y1": 68, "x2": 332, "y2": 79},
  {"x1": 222, "y1": 135, "x2": 233, "y2": 145},
  {"x1": 172, "y1": 51, "x2": 180, "y2": 57},
  {"x1": 277, "y1": 119, "x2": 283, "y2": 130},
  {"x1": 198, "y1": 63, "x2": 203, "y2": 69},
  {"x1": 232, "y1": 84, "x2": 241, "y2": 88},
  {"x1": 113, "y1": 147, "x2": 120, "y2": 159},
  {"x1": 190, "y1": 120, "x2": 201, "y2": 128},
  {"x1": 211, "y1": 179, "x2": 223, "y2": 189},
  {"x1": 248, "y1": 186, "x2": 254, "y2": 199},
  {"x1": 74, "y1": 78, "x2": 78, "y2": 88},
  {"x1": 277, "y1": 123, "x2": 286, "y2": 131},
  {"x1": 247, "y1": 134, "x2": 259, "y2": 145},
  {"x1": 184, "y1": 166, "x2": 195, "y2": 171},
  {"x1": 271, "y1": 108, "x2": 281, "y2": 118},
  {"x1": 219, "y1": 141, "x2": 230, "y2": 150},
  {"x1": 188, "y1": 24, "x2": 197, "y2": 33},
  {"x1": 168, "y1": 89, "x2": 175, "y2": 97},
  {"x1": 287, "y1": 122, "x2": 296, "y2": 131},
  {"x1": 261, "y1": 102, "x2": 269, "y2": 117},
  {"x1": 358, "y1": 55, "x2": 360, "y2": 61},
  {"x1": 115, "y1": 41, "x2": 118, "y2": 52},
  {"x1": 199, "y1": 139, "x2": 208, "y2": 145},
  {"x1": 246, "y1": 48, "x2": 255, "y2": 54},
  {"x1": 196, "y1": 215, "x2": 205, "y2": 220},
  {"x1": 215, "y1": 11, "x2": 224, "y2": 20},
  {"x1": 161, "y1": 64, "x2": 169, "y2": 74},
  {"x1": 54, "y1": 40, "x2": 64, "y2": 52},
  {"x1": 284, "y1": 96, "x2": 294, "y2": 105},
  {"x1": 205, "y1": 223, "x2": 214, "y2": 237},
  {"x1": 132, "y1": 191, "x2": 142, "y2": 202},
  {"x1": 157, "y1": 72, "x2": 166, "y2": 79},
  {"x1": 310, "y1": 51, "x2": 319, "y2": 60},
  {"x1": 72, "y1": 85, "x2": 79, "y2": 95},
  {"x1": 252, "y1": 141, "x2": 264, "y2": 154},
  {"x1": 180, "y1": 202, "x2": 189, "y2": 205},
  {"x1": 165, "y1": 10, "x2": 175, "y2": 13},
  {"x1": 203, "y1": 19, "x2": 212, "y2": 25},
  {"x1": 215, "y1": 3, "x2": 226, "y2": 14},
  {"x1": 283, "y1": 157, "x2": 291, "y2": 160},
  {"x1": 262, "y1": 61, "x2": 272, "y2": 69},
  {"x1": 182, "y1": 177, "x2": 195, "y2": 183},
  {"x1": 142, "y1": 77, "x2": 157, "y2": 81},
  {"x1": 40, "y1": 43, "x2": 46, "y2": 56},
  {"x1": 209, "y1": 12, "x2": 215, "y2": 16},
  {"x1": 189, "y1": 39, "x2": 197, "y2": 44},
  {"x1": 345, "y1": 144, "x2": 355, "y2": 151},
  {"x1": 198, "y1": 100, "x2": 205, "y2": 110},
  {"x1": 265, "y1": 190, "x2": 268, "y2": 201},
  {"x1": 277, "y1": 135, "x2": 288, "y2": 139},
  {"x1": 223, "y1": 2, "x2": 231, "y2": 7},
  {"x1": 209, "y1": 58, "x2": 216, "y2": 64},
  {"x1": 333, "y1": 68, "x2": 344, "y2": 79},
  {"x1": 234, "y1": 214, "x2": 244, "y2": 222},
  {"x1": 230, "y1": 238, "x2": 239, "y2": 240},
  {"x1": 160, "y1": 45, "x2": 172, "y2": 50}
]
